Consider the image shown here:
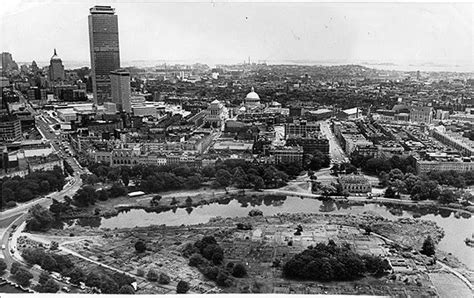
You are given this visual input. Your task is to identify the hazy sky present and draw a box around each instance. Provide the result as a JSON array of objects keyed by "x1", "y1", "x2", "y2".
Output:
[{"x1": 1, "y1": 0, "x2": 473, "y2": 68}]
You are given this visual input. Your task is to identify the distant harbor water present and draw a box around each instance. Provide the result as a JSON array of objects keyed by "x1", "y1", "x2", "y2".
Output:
[{"x1": 67, "y1": 196, "x2": 474, "y2": 270}]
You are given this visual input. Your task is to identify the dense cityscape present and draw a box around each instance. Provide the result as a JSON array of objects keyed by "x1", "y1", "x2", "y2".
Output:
[{"x1": 0, "y1": 3, "x2": 473, "y2": 297}]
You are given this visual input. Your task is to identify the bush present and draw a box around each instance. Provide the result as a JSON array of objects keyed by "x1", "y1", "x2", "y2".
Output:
[
  {"x1": 10, "y1": 262, "x2": 21, "y2": 274},
  {"x1": 159, "y1": 273, "x2": 171, "y2": 285},
  {"x1": 216, "y1": 271, "x2": 233, "y2": 287},
  {"x1": 13, "y1": 268, "x2": 33, "y2": 287},
  {"x1": 37, "y1": 278, "x2": 59, "y2": 293},
  {"x1": 135, "y1": 241, "x2": 146, "y2": 253},
  {"x1": 421, "y1": 236, "x2": 436, "y2": 256},
  {"x1": 176, "y1": 280, "x2": 190, "y2": 294},
  {"x1": 232, "y1": 263, "x2": 247, "y2": 278},
  {"x1": 119, "y1": 285, "x2": 135, "y2": 294},
  {"x1": 189, "y1": 253, "x2": 205, "y2": 267},
  {"x1": 0, "y1": 259, "x2": 7, "y2": 272},
  {"x1": 136, "y1": 268, "x2": 145, "y2": 277},
  {"x1": 203, "y1": 266, "x2": 220, "y2": 280},
  {"x1": 147, "y1": 269, "x2": 158, "y2": 281}
]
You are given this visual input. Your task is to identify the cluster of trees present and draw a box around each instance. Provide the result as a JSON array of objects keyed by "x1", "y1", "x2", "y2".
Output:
[
  {"x1": 21, "y1": 247, "x2": 135, "y2": 294},
  {"x1": 85, "y1": 270, "x2": 136, "y2": 294},
  {"x1": 35, "y1": 272, "x2": 60, "y2": 293},
  {"x1": 22, "y1": 247, "x2": 75, "y2": 274},
  {"x1": 72, "y1": 183, "x2": 127, "y2": 207},
  {"x1": 351, "y1": 153, "x2": 416, "y2": 176},
  {"x1": 183, "y1": 236, "x2": 246, "y2": 288},
  {"x1": 1, "y1": 167, "x2": 65, "y2": 209},
  {"x1": 382, "y1": 169, "x2": 473, "y2": 204},
  {"x1": 0, "y1": 259, "x2": 7, "y2": 273},
  {"x1": 85, "y1": 159, "x2": 296, "y2": 194},
  {"x1": 212, "y1": 160, "x2": 292, "y2": 189},
  {"x1": 26, "y1": 198, "x2": 78, "y2": 231},
  {"x1": 146, "y1": 269, "x2": 171, "y2": 285},
  {"x1": 427, "y1": 170, "x2": 474, "y2": 188},
  {"x1": 25, "y1": 204, "x2": 55, "y2": 232},
  {"x1": 10, "y1": 263, "x2": 34, "y2": 287},
  {"x1": 283, "y1": 241, "x2": 391, "y2": 281}
]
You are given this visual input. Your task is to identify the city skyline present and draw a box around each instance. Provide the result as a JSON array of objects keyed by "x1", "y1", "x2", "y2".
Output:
[{"x1": 1, "y1": 1, "x2": 472, "y2": 70}]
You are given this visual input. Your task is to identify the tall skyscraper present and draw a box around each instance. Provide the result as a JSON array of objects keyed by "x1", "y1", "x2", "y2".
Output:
[
  {"x1": 110, "y1": 69, "x2": 131, "y2": 113},
  {"x1": 88, "y1": 5, "x2": 120, "y2": 105},
  {"x1": 49, "y1": 49, "x2": 65, "y2": 82}
]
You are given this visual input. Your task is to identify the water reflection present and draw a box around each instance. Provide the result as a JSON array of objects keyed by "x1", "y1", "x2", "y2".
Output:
[{"x1": 76, "y1": 217, "x2": 101, "y2": 228}]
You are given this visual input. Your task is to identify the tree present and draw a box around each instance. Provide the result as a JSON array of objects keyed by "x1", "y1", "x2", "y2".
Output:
[
  {"x1": 39, "y1": 271, "x2": 50, "y2": 285},
  {"x1": 135, "y1": 241, "x2": 146, "y2": 253},
  {"x1": 150, "y1": 195, "x2": 162, "y2": 207},
  {"x1": 73, "y1": 185, "x2": 98, "y2": 207},
  {"x1": 64, "y1": 267, "x2": 85, "y2": 285},
  {"x1": 176, "y1": 280, "x2": 190, "y2": 293},
  {"x1": 0, "y1": 259, "x2": 7, "y2": 273},
  {"x1": 189, "y1": 253, "x2": 205, "y2": 267},
  {"x1": 250, "y1": 175, "x2": 265, "y2": 190},
  {"x1": 39, "y1": 279, "x2": 59, "y2": 293},
  {"x1": 119, "y1": 285, "x2": 135, "y2": 294},
  {"x1": 109, "y1": 183, "x2": 127, "y2": 198},
  {"x1": 185, "y1": 197, "x2": 193, "y2": 206},
  {"x1": 13, "y1": 268, "x2": 33, "y2": 287},
  {"x1": 97, "y1": 189, "x2": 109, "y2": 201},
  {"x1": 421, "y1": 236, "x2": 436, "y2": 256},
  {"x1": 10, "y1": 262, "x2": 21, "y2": 274},
  {"x1": 232, "y1": 263, "x2": 247, "y2": 278},
  {"x1": 159, "y1": 273, "x2": 171, "y2": 284},
  {"x1": 100, "y1": 275, "x2": 119, "y2": 294},
  {"x1": 438, "y1": 189, "x2": 456, "y2": 204},
  {"x1": 215, "y1": 169, "x2": 232, "y2": 188},
  {"x1": 25, "y1": 204, "x2": 54, "y2": 232},
  {"x1": 147, "y1": 269, "x2": 158, "y2": 281}
]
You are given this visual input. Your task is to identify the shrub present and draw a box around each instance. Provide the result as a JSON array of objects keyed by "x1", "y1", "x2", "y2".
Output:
[
  {"x1": 203, "y1": 266, "x2": 220, "y2": 280},
  {"x1": 158, "y1": 273, "x2": 171, "y2": 285},
  {"x1": 10, "y1": 262, "x2": 21, "y2": 274},
  {"x1": 232, "y1": 263, "x2": 247, "y2": 278},
  {"x1": 136, "y1": 268, "x2": 145, "y2": 277},
  {"x1": 189, "y1": 253, "x2": 205, "y2": 267},
  {"x1": 421, "y1": 236, "x2": 436, "y2": 256},
  {"x1": 13, "y1": 268, "x2": 33, "y2": 287},
  {"x1": 147, "y1": 269, "x2": 158, "y2": 281},
  {"x1": 135, "y1": 241, "x2": 146, "y2": 253},
  {"x1": 119, "y1": 285, "x2": 135, "y2": 294},
  {"x1": 176, "y1": 280, "x2": 190, "y2": 293},
  {"x1": 0, "y1": 259, "x2": 7, "y2": 272}
]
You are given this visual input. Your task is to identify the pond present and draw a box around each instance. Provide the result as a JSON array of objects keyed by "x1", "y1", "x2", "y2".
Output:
[{"x1": 66, "y1": 195, "x2": 474, "y2": 270}]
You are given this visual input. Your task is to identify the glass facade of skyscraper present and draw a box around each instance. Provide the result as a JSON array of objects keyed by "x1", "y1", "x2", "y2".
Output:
[{"x1": 88, "y1": 6, "x2": 120, "y2": 104}]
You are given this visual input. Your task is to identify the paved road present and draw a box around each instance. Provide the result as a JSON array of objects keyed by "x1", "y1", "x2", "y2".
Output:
[{"x1": 320, "y1": 120, "x2": 349, "y2": 165}]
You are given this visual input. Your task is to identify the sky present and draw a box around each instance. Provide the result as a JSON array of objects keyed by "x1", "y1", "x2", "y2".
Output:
[{"x1": 0, "y1": 0, "x2": 473, "y2": 69}]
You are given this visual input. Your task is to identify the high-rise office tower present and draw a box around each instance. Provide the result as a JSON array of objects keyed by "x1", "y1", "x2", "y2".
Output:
[
  {"x1": 88, "y1": 5, "x2": 120, "y2": 105},
  {"x1": 110, "y1": 69, "x2": 131, "y2": 113},
  {"x1": 49, "y1": 49, "x2": 65, "y2": 82}
]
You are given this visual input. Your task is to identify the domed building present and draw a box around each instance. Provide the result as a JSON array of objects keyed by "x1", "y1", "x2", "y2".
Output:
[
  {"x1": 244, "y1": 87, "x2": 260, "y2": 108},
  {"x1": 48, "y1": 49, "x2": 65, "y2": 82}
]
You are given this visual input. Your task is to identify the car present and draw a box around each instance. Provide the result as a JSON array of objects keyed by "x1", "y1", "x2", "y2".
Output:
[
  {"x1": 61, "y1": 286, "x2": 71, "y2": 293},
  {"x1": 1, "y1": 244, "x2": 5, "y2": 250}
]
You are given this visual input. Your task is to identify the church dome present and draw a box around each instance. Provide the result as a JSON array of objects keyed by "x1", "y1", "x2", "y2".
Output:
[{"x1": 245, "y1": 87, "x2": 260, "y2": 100}]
